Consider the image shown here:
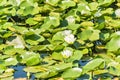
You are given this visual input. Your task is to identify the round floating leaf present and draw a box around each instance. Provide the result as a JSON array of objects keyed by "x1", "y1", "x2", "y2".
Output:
[
  {"x1": 61, "y1": 67, "x2": 82, "y2": 79},
  {"x1": 67, "y1": 50, "x2": 83, "y2": 62},
  {"x1": 83, "y1": 58, "x2": 104, "y2": 73},
  {"x1": 4, "y1": 57, "x2": 18, "y2": 66},
  {"x1": 60, "y1": 0, "x2": 76, "y2": 9},
  {"x1": 51, "y1": 52, "x2": 63, "y2": 60},
  {"x1": 21, "y1": 52, "x2": 42, "y2": 66},
  {"x1": 26, "y1": 18, "x2": 38, "y2": 25},
  {"x1": 106, "y1": 36, "x2": 120, "y2": 51},
  {"x1": 34, "y1": 71, "x2": 58, "y2": 79},
  {"x1": 24, "y1": 66, "x2": 47, "y2": 73},
  {"x1": 52, "y1": 31, "x2": 64, "y2": 42}
]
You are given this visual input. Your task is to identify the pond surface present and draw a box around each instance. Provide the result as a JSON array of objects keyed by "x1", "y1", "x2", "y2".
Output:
[
  {"x1": 9, "y1": 60, "x2": 89, "y2": 79},
  {"x1": 11, "y1": 65, "x2": 35, "y2": 79}
]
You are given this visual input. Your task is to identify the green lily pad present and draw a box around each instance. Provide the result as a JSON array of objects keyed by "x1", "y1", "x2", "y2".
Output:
[
  {"x1": 83, "y1": 58, "x2": 104, "y2": 73},
  {"x1": 61, "y1": 67, "x2": 82, "y2": 79}
]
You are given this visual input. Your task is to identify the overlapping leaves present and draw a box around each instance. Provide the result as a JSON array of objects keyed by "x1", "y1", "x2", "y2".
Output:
[{"x1": 0, "y1": 0, "x2": 120, "y2": 80}]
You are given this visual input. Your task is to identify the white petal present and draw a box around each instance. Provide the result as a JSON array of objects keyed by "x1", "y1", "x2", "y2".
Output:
[
  {"x1": 61, "y1": 49, "x2": 72, "y2": 58},
  {"x1": 115, "y1": 9, "x2": 120, "y2": 17},
  {"x1": 63, "y1": 30, "x2": 72, "y2": 36},
  {"x1": 66, "y1": 16, "x2": 75, "y2": 23},
  {"x1": 64, "y1": 34, "x2": 76, "y2": 44}
]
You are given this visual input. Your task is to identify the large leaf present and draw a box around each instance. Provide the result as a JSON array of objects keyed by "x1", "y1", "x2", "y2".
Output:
[
  {"x1": 107, "y1": 61, "x2": 120, "y2": 76},
  {"x1": 25, "y1": 31, "x2": 45, "y2": 45},
  {"x1": 6, "y1": 35, "x2": 25, "y2": 49},
  {"x1": 34, "y1": 70, "x2": 58, "y2": 79},
  {"x1": 4, "y1": 57, "x2": 18, "y2": 66},
  {"x1": 61, "y1": 67, "x2": 82, "y2": 79},
  {"x1": 51, "y1": 52, "x2": 63, "y2": 60},
  {"x1": 52, "y1": 31, "x2": 64, "y2": 42},
  {"x1": 20, "y1": 52, "x2": 42, "y2": 66},
  {"x1": 0, "y1": 72, "x2": 13, "y2": 79},
  {"x1": 60, "y1": 0, "x2": 76, "y2": 9},
  {"x1": 46, "y1": 0, "x2": 60, "y2": 6},
  {"x1": 99, "y1": 0, "x2": 115, "y2": 7},
  {"x1": 49, "y1": 63, "x2": 73, "y2": 71},
  {"x1": 78, "y1": 30, "x2": 92, "y2": 40},
  {"x1": 83, "y1": 58, "x2": 104, "y2": 73},
  {"x1": 106, "y1": 36, "x2": 120, "y2": 51},
  {"x1": 24, "y1": 66, "x2": 47, "y2": 73}
]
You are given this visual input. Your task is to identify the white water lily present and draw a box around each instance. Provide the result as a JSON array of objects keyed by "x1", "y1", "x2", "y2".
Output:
[
  {"x1": 63, "y1": 30, "x2": 72, "y2": 36},
  {"x1": 64, "y1": 34, "x2": 76, "y2": 44},
  {"x1": 66, "y1": 16, "x2": 75, "y2": 23},
  {"x1": 115, "y1": 9, "x2": 120, "y2": 17},
  {"x1": 61, "y1": 49, "x2": 72, "y2": 58}
]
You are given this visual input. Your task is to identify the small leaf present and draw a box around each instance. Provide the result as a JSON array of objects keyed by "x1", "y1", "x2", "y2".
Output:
[
  {"x1": 80, "y1": 21, "x2": 94, "y2": 27},
  {"x1": 26, "y1": 18, "x2": 38, "y2": 25},
  {"x1": 51, "y1": 52, "x2": 63, "y2": 60},
  {"x1": 68, "y1": 24, "x2": 80, "y2": 30},
  {"x1": 89, "y1": 30, "x2": 100, "y2": 41}
]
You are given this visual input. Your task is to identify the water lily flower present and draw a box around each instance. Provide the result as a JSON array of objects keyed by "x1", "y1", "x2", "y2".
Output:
[
  {"x1": 63, "y1": 30, "x2": 72, "y2": 36},
  {"x1": 115, "y1": 9, "x2": 120, "y2": 18},
  {"x1": 61, "y1": 49, "x2": 72, "y2": 58},
  {"x1": 64, "y1": 34, "x2": 76, "y2": 44},
  {"x1": 66, "y1": 16, "x2": 75, "y2": 23}
]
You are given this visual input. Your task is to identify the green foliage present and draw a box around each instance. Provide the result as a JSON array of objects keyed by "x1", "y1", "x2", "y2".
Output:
[{"x1": 0, "y1": 0, "x2": 120, "y2": 79}]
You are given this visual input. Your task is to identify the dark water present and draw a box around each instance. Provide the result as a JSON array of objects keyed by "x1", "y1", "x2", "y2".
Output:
[
  {"x1": 11, "y1": 65, "x2": 35, "y2": 79},
  {"x1": 10, "y1": 60, "x2": 89, "y2": 79}
]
